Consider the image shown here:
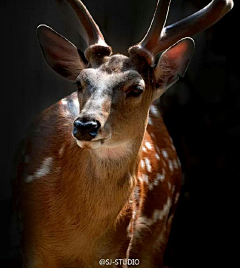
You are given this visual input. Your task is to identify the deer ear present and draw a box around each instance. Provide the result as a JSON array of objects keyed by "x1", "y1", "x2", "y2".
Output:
[
  {"x1": 37, "y1": 25, "x2": 87, "y2": 81},
  {"x1": 153, "y1": 38, "x2": 195, "y2": 101}
]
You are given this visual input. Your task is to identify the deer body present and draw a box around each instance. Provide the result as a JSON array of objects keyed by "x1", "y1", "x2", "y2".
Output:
[
  {"x1": 17, "y1": 0, "x2": 233, "y2": 267},
  {"x1": 20, "y1": 92, "x2": 181, "y2": 267}
]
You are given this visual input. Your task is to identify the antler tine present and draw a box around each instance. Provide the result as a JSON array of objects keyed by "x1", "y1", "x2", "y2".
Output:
[
  {"x1": 155, "y1": 0, "x2": 234, "y2": 54},
  {"x1": 130, "y1": 0, "x2": 233, "y2": 64},
  {"x1": 140, "y1": 0, "x2": 171, "y2": 52},
  {"x1": 61, "y1": 0, "x2": 111, "y2": 60}
]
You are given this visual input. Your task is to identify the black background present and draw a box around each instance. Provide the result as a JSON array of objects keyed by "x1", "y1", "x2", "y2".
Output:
[{"x1": 1, "y1": 0, "x2": 239, "y2": 267}]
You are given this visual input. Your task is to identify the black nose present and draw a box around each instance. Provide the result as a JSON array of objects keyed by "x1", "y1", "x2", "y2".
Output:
[{"x1": 73, "y1": 118, "x2": 101, "y2": 141}]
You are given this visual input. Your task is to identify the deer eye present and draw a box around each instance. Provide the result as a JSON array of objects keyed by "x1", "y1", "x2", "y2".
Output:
[{"x1": 127, "y1": 85, "x2": 144, "y2": 98}]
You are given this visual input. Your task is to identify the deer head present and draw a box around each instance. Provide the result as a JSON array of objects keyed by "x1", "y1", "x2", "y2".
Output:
[{"x1": 37, "y1": 0, "x2": 233, "y2": 158}]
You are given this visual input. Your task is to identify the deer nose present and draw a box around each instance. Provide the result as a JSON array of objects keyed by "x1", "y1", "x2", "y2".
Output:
[{"x1": 73, "y1": 118, "x2": 101, "y2": 141}]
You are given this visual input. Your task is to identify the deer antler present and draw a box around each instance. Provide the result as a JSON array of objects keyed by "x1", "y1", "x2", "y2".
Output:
[
  {"x1": 58, "y1": 0, "x2": 112, "y2": 61},
  {"x1": 129, "y1": 0, "x2": 234, "y2": 65}
]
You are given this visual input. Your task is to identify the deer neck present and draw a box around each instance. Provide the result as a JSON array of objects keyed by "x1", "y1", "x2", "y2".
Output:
[{"x1": 60, "y1": 134, "x2": 144, "y2": 226}]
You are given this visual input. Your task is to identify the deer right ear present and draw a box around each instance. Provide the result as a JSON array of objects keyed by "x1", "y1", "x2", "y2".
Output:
[
  {"x1": 152, "y1": 38, "x2": 195, "y2": 101},
  {"x1": 37, "y1": 25, "x2": 87, "y2": 81}
]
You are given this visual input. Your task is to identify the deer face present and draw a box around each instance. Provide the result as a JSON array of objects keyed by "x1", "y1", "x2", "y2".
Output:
[{"x1": 73, "y1": 54, "x2": 153, "y2": 151}]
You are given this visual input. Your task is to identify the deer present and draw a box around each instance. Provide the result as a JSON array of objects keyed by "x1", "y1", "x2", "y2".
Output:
[{"x1": 16, "y1": 0, "x2": 233, "y2": 267}]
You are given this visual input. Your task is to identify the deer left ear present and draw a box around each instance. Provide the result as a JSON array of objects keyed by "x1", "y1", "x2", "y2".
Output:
[{"x1": 153, "y1": 37, "x2": 195, "y2": 101}]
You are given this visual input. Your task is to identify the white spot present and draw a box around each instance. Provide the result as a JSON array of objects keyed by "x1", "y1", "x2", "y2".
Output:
[
  {"x1": 142, "y1": 146, "x2": 147, "y2": 153},
  {"x1": 59, "y1": 146, "x2": 65, "y2": 156},
  {"x1": 72, "y1": 97, "x2": 80, "y2": 110},
  {"x1": 25, "y1": 157, "x2": 53, "y2": 183},
  {"x1": 171, "y1": 144, "x2": 176, "y2": 151},
  {"x1": 150, "y1": 106, "x2": 160, "y2": 117},
  {"x1": 145, "y1": 158, "x2": 152, "y2": 172},
  {"x1": 153, "y1": 179, "x2": 159, "y2": 186},
  {"x1": 157, "y1": 173, "x2": 165, "y2": 182},
  {"x1": 25, "y1": 175, "x2": 34, "y2": 183},
  {"x1": 142, "y1": 174, "x2": 149, "y2": 184},
  {"x1": 35, "y1": 157, "x2": 53, "y2": 178},
  {"x1": 168, "y1": 182, "x2": 171, "y2": 190},
  {"x1": 148, "y1": 117, "x2": 153, "y2": 126},
  {"x1": 148, "y1": 183, "x2": 153, "y2": 190},
  {"x1": 156, "y1": 153, "x2": 160, "y2": 160},
  {"x1": 158, "y1": 198, "x2": 171, "y2": 220},
  {"x1": 162, "y1": 149, "x2": 168, "y2": 158},
  {"x1": 173, "y1": 159, "x2": 178, "y2": 169},
  {"x1": 140, "y1": 159, "x2": 145, "y2": 169},
  {"x1": 177, "y1": 157, "x2": 181, "y2": 167},
  {"x1": 133, "y1": 210, "x2": 136, "y2": 219},
  {"x1": 145, "y1": 141, "x2": 152, "y2": 150},
  {"x1": 153, "y1": 210, "x2": 161, "y2": 223},
  {"x1": 150, "y1": 133, "x2": 155, "y2": 139},
  {"x1": 171, "y1": 185, "x2": 175, "y2": 194},
  {"x1": 169, "y1": 160, "x2": 173, "y2": 171},
  {"x1": 174, "y1": 193, "x2": 180, "y2": 204},
  {"x1": 134, "y1": 186, "x2": 140, "y2": 200},
  {"x1": 134, "y1": 198, "x2": 171, "y2": 239},
  {"x1": 61, "y1": 99, "x2": 68, "y2": 106}
]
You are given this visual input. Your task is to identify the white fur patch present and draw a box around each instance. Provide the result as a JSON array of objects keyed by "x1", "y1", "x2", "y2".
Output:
[
  {"x1": 156, "y1": 153, "x2": 160, "y2": 160},
  {"x1": 145, "y1": 141, "x2": 153, "y2": 150},
  {"x1": 171, "y1": 144, "x2": 176, "y2": 151},
  {"x1": 148, "y1": 117, "x2": 153, "y2": 126},
  {"x1": 174, "y1": 193, "x2": 180, "y2": 204},
  {"x1": 134, "y1": 198, "x2": 171, "y2": 240},
  {"x1": 150, "y1": 106, "x2": 160, "y2": 117},
  {"x1": 169, "y1": 160, "x2": 173, "y2": 171},
  {"x1": 145, "y1": 158, "x2": 152, "y2": 172},
  {"x1": 142, "y1": 146, "x2": 147, "y2": 153},
  {"x1": 158, "y1": 198, "x2": 171, "y2": 221},
  {"x1": 140, "y1": 159, "x2": 145, "y2": 169},
  {"x1": 34, "y1": 157, "x2": 53, "y2": 178},
  {"x1": 148, "y1": 183, "x2": 153, "y2": 190},
  {"x1": 25, "y1": 157, "x2": 53, "y2": 183},
  {"x1": 142, "y1": 174, "x2": 149, "y2": 184},
  {"x1": 168, "y1": 182, "x2": 171, "y2": 190},
  {"x1": 61, "y1": 99, "x2": 68, "y2": 106},
  {"x1": 162, "y1": 149, "x2": 168, "y2": 158},
  {"x1": 59, "y1": 146, "x2": 65, "y2": 156},
  {"x1": 157, "y1": 173, "x2": 165, "y2": 182},
  {"x1": 173, "y1": 159, "x2": 178, "y2": 169}
]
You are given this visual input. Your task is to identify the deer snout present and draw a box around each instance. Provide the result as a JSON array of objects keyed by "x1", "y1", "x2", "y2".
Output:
[{"x1": 73, "y1": 117, "x2": 101, "y2": 141}]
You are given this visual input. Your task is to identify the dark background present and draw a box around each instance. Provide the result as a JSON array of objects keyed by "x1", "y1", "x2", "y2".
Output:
[{"x1": 1, "y1": 0, "x2": 239, "y2": 267}]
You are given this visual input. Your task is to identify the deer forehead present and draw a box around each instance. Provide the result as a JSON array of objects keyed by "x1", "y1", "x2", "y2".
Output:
[{"x1": 78, "y1": 55, "x2": 146, "y2": 90}]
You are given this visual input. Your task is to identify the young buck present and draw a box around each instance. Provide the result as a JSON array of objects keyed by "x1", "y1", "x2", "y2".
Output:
[{"x1": 17, "y1": 0, "x2": 233, "y2": 267}]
